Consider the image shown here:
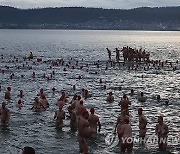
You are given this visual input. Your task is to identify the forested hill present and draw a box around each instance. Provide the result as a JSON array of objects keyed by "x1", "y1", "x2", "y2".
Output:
[{"x1": 0, "y1": 6, "x2": 180, "y2": 30}]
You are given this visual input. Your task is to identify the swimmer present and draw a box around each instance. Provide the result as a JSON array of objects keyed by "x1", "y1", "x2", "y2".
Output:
[
  {"x1": 117, "y1": 118, "x2": 133, "y2": 153},
  {"x1": 18, "y1": 90, "x2": 24, "y2": 98},
  {"x1": 76, "y1": 100, "x2": 86, "y2": 117},
  {"x1": 138, "y1": 108, "x2": 147, "y2": 141},
  {"x1": 16, "y1": 99, "x2": 23, "y2": 110},
  {"x1": 106, "y1": 91, "x2": 114, "y2": 102},
  {"x1": 5, "y1": 87, "x2": 11, "y2": 100},
  {"x1": 88, "y1": 108, "x2": 101, "y2": 134},
  {"x1": 82, "y1": 89, "x2": 90, "y2": 99},
  {"x1": 68, "y1": 105, "x2": 77, "y2": 130},
  {"x1": 138, "y1": 92, "x2": 147, "y2": 102},
  {"x1": 157, "y1": 95, "x2": 161, "y2": 102},
  {"x1": 37, "y1": 88, "x2": 45, "y2": 98},
  {"x1": 57, "y1": 97, "x2": 64, "y2": 107},
  {"x1": 40, "y1": 94, "x2": 49, "y2": 108},
  {"x1": 129, "y1": 89, "x2": 135, "y2": 96},
  {"x1": 77, "y1": 110, "x2": 95, "y2": 154},
  {"x1": 69, "y1": 94, "x2": 77, "y2": 106},
  {"x1": 54, "y1": 104, "x2": 65, "y2": 129},
  {"x1": 0, "y1": 102, "x2": 10, "y2": 125},
  {"x1": 59, "y1": 91, "x2": 68, "y2": 103},
  {"x1": 114, "y1": 110, "x2": 129, "y2": 138},
  {"x1": 155, "y1": 116, "x2": 169, "y2": 151},
  {"x1": 118, "y1": 94, "x2": 131, "y2": 115},
  {"x1": 28, "y1": 52, "x2": 34, "y2": 59},
  {"x1": 73, "y1": 85, "x2": 76, "y2": 90},
  {"x1": 31, "y1": 97, "x2": 46, "y2": 112},
  {"x1": 32, "y1": 71, "x2": 35, "y2": 78}
]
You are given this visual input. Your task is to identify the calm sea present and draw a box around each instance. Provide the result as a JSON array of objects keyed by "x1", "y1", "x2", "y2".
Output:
[{"x1": 0, "y1": 30, "x2": 179, "y2": 154}]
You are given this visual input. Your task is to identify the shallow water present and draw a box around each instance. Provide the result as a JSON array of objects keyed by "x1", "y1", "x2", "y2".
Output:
[{"x1": 0, "y1": 30, "x2": 179, "y2": 154}]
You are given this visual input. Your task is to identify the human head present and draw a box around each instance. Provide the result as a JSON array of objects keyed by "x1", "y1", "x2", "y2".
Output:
[
  {"x1": 18, "y1": 99, "x2": 22, "y2": 104},
  {"x1": 158, "y1": 116, "x2": 163, "y2": 124},
  {"x1": 138, "y1": 108, "x2": 143, "y2": 115},
  {"x1": 34, "y1": 97, "x2": 39, "y2": 102},
  {"x1": 7, "y1": 87, "x2": 11, "y2": 91},
  {"x1": 123, "y1": 94, "x2": 127, "y2": 99},
  {"x1": 140, "y1": 92, "x2": 144, "y2": 96},
  {"x1": 40, "y1": 88, "x2": 43, "y2": 93},
  {"x1": 90, "y1": 107, "x2": 95, "y2": 114},
  {"x1": 77, "y1": 95, "x2": 81, "y2": 100},
  {"x1": 22, "y1": 146, "x2": 35, "y2": 154},
  {"x1": 2, "y1": 102, "x2": 6, "y2": 109},
  {"x1": 41, "y1": 94, "x2": 46, "y2": 99},
  {"x1": 20, "y1": 90, "x2": 23, "y2": 94}
]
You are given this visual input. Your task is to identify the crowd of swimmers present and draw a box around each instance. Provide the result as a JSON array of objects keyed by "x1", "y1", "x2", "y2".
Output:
[
  {"x1": 106, "y1": 46, "x2": 150, "y2": 62},
  {"x1": 0, "y1": 50, "x2": 178, "y2": 154},
  {"x1": 1, "y1": 84, "x2": 170, "y2": 154},
  {"x1": 106, "y1": 46, "x2": 178, "y2": 72}
]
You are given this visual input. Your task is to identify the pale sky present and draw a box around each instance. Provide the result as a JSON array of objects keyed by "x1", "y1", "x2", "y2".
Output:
[{"x1": 0, "y1": 0, "x2": 179, "y2": 9}]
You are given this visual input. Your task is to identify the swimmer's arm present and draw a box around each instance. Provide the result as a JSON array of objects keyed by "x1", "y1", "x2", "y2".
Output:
[
  {"x1": 164, "y1": 125, "x2": 169, "y2": 135},
  {"x1": 62, "y1": 112, "x2": 65, "y2": 119},
  {"x1": 155, "y1": 125, "x2": 159, "y2": 135},
  {"x1": 114, "y1": 122, "x2": 118, "y2": 133},
  {"x1": 41, "y1": 103, "x2": 46, "y2": 110},
  {"x1": 98, "y1": 120, "x2": 101, "y2": 132},
  {"x1": 31, "y1": 105, "x2": 34, "y2": 110},
  {"x1": 54, "y1": 112, "x2": 57, "y2": 119}
]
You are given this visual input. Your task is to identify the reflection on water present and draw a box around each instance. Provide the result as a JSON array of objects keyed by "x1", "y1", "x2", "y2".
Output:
[{"x1": 0, "y1": 30, "x2": 179, "y2": 154}]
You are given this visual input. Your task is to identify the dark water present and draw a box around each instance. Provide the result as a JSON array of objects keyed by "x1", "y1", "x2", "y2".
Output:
[{"x1": 0, "y1": 30, "x2": 179, "y2": 154}]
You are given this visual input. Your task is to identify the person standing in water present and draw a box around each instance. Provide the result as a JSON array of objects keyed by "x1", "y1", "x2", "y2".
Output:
[
  {"x1": 5, "y1": 87, "x2": 11, "y2": 100},
  {"x1": 0, "y1": 102, "x2": 10, "y2": 125},
  {"x1": 155, "y1": 116, "x2": 169, "y2": 151},
  {"x1": 88, "y1": 108, "x2": 101, "y2": 134},
  {"x1": 106, "y1": 48, "x2": 112, "y2": 60},
  {"x1": 118, "y1": 94, "x2": 131, "y2": 115},
  {"x1": 117, "y1": 118, "x2": 133, "y2": 154},
  {"x1": 138, "y1": 108, "x2": 147, "y2": 141},
  {"x1": 54, "y1": 104, "x2": 65, "y2": 129},
  {"x1": 28, "y1": 52, "x2": 34, "y2": 59},
  {"x1": 106, "y1": 91, "x2": 114, "y2": 102},
  {"x1": 114, "y1": 110, "x2": 129, "y2": 139}
]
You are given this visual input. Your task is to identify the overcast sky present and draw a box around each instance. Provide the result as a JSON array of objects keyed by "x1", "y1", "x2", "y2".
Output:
[{"x1": 0, "y1": 0, "x2": 179, "y2": 9}]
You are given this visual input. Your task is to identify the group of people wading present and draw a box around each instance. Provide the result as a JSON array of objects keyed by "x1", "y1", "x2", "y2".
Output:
[
  {"x1": 107, "y1": 46, "x2": 150, "y2": 62},
  {"x1": 0, "y1": 50, "x2": 175, "y2": 154},
  {"x1": 1, "y1": 85, "x2": 169, "y2": 154}
]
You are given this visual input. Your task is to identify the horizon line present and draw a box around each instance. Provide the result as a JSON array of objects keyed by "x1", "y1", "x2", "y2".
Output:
[{"x1": 1, "y1": 5, "x2": 180, "y2": 11}]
